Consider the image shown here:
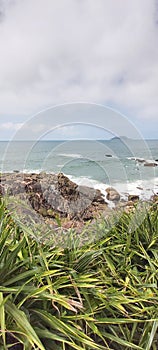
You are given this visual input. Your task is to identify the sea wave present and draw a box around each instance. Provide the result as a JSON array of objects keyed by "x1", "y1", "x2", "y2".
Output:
[
  {"x1": 1, "y1": 167, "x2": 158, "y2": 202},
  {"x1": 66, "y1": 174, "x2": 158, "y2": 202},
  {"x1": 58, "y1": 153, "x2": 82, "y2": 158}
]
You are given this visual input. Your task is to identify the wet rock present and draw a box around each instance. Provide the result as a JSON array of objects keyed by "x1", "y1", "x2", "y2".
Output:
[
  {"x1": 128, "y1": 194, "x2": 139, "y2": 202},
  {"x1": 144, "y1": 162, "x2": 158, "y2": 167},
  {"x1": 106, "y1": 187, "x2": 120, "y2": 201},
  {"x1": 129, "y1": 157, "x2": 145, "y2": 163}
]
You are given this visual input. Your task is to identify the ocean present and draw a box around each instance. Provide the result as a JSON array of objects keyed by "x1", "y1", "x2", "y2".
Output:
[{"x1": 0, "y1": 138, "x2": 158, "y2": 201}]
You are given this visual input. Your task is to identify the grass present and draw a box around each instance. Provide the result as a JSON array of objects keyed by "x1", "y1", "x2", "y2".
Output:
[{"x1": 0, "y1": 197, "x2": 158, "y2": 349}]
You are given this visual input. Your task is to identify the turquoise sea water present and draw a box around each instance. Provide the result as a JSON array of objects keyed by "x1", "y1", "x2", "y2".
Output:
[{"x1": 0, "y1": 139, "x2": 158, "y2": 199}]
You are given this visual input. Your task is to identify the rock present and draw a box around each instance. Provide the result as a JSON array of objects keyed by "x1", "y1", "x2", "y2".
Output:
[
  {"x1": 32, "y1": 182, "x2": 42, "y2": 192},
  {"x1": 57, "y1": 173, "x2": 79, "y2": 200},
  {"x1": 128, "y1": 194, "x2": 139, "y2": 202},
  {"x1": 3, "y1": 172, "x2": 153, "y2": 231},
  {"x1": 116, "y1": 200, "x2": 136, "y2": 214},
  {"x1": 38, "y1": 207, "x2": 48, "y2": 217},
  {"x1": 144, "y1": 162, "x2": 158, "y2": 167},
  {"x1": 150, "y1": 194, "x2": 158, "y2": 202},
  {"x1": 129, "y1": 157, "x2": 145, "y2": 163},
  {"x1": 124, "y1": 202, "x2": 136, "y2": 214},
  {"x1": 105, "y1": 154, "x2": 112, "y2": 157},
  {"x1": 93, "y1": 189, "x2": 106, "y2": 204},
  {"x1": 137, "y1": 158, "x2": 145, "y2": 163},
  {"x1": 106, "y1": 187, "x2": 120, "y2": 201}
]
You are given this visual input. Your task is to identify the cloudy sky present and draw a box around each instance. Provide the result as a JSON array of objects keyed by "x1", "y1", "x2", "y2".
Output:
[{"x1": 0, "y1": 0, "x2": 158, "y2": 140}]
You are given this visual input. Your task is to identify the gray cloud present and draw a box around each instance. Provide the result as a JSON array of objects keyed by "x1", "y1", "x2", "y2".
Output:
[{"x1": 0, "y1": 0, "x2": 157, "y2": 136}]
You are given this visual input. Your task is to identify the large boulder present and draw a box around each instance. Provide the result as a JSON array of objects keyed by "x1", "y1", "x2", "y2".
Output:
[{"x1": 106, "y1": 187, "x2": 120, "y2": 202}]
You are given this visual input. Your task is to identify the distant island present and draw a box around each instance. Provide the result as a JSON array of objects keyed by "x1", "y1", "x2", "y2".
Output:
[{"x1": 110, "y1": 136, "x2": 132, "y2": 141}]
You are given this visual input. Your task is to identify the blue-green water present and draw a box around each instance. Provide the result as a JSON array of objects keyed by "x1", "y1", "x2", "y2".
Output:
[{"x1": 0, "y1": 139, "x2": 158, "y2": 199}]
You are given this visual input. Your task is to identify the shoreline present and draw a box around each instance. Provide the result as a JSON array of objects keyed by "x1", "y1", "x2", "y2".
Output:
[{"x1": 1, "y1": 169, "x2": 158, "y2": 198}]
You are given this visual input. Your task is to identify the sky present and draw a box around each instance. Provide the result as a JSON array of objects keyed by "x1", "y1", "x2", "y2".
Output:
[{"x1": 0, "y1": 0, "x2": 158, "y2": 140}]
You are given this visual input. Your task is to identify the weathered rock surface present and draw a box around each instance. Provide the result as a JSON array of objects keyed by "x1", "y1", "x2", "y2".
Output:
[
  {"x1": 116, "y1": 200, "x2": 136, "y2": 214},
  {"x1": 128, "y1": 194, "x2": 139, "y2": 202},
  {"x1": 0, "y1": 172, "x2": 157, "y2": 233},
  {"x1": 0, "y1": 172, "x2": 109, "y2": 222},
  {"x1": 106, "y1": 187, "x2": 120, "y2": 202}
]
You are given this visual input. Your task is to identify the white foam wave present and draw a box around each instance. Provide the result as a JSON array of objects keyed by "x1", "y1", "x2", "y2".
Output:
[
  {"x1": 3, "y1": 169, "x2": 158, "y2": 202},
  {"x1": 66, "y1": 174, "x2": 158, "y2": 202},
  {"x1": 59, "y1": 153, "x2": 82, "y2": 158}
]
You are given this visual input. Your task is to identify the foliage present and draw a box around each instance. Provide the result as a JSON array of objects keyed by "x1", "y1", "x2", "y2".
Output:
[{"x1": 0, "y1": 197, "x2": 158, "y2": 349}]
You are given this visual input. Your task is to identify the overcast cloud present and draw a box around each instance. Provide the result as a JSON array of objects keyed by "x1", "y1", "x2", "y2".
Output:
[{"x1": 0, "y1": 0, "x2": 158, "y2": 138}]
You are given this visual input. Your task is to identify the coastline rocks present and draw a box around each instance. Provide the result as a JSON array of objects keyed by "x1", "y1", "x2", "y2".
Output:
[
  {"x1": 106, "y1": 187, "x2": 120, "y2": 202},
  {"x1": 128, "y1": 194, "x2": 139, "y2": 202},
  {"x1": 129, "y1": 157, "x2": 158, "y2": 167},
  {"x1": 144, "y1": 161, "x2": 158, "y2": 167},
  {"x1": 1, "y1": 172, "x2": 157, "y2": 232},
  {"x1": 0, "y1": 172, "x2": 109, "y2": 222},
  {"x1": 116, "y1": 200, "x2": 136, "y2": 214},
  {"x1": 57, "y1": 173, "x2": 79, "y2": 200}
]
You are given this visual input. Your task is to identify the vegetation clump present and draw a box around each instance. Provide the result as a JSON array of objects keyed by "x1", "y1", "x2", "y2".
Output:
[{"x1": 0, "y1": 198, "x2": 158, "y2": 349}]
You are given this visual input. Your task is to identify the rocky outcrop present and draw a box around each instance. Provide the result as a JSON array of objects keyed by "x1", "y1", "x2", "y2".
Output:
[
  {"x1": 0, "y1": 172, "x2": 109, "y2": 222},
  {"x1": 1, "y1": 172, "x2": 157, "y2": 232}
]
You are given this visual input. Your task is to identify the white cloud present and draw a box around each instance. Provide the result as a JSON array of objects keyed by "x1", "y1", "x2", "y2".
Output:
[
  {"x1": 0, "y1": 0, "x2": 157, "y2": 137},
  {"x1": 1, "y1": 122, "x2": 23, "y2": 130}
]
